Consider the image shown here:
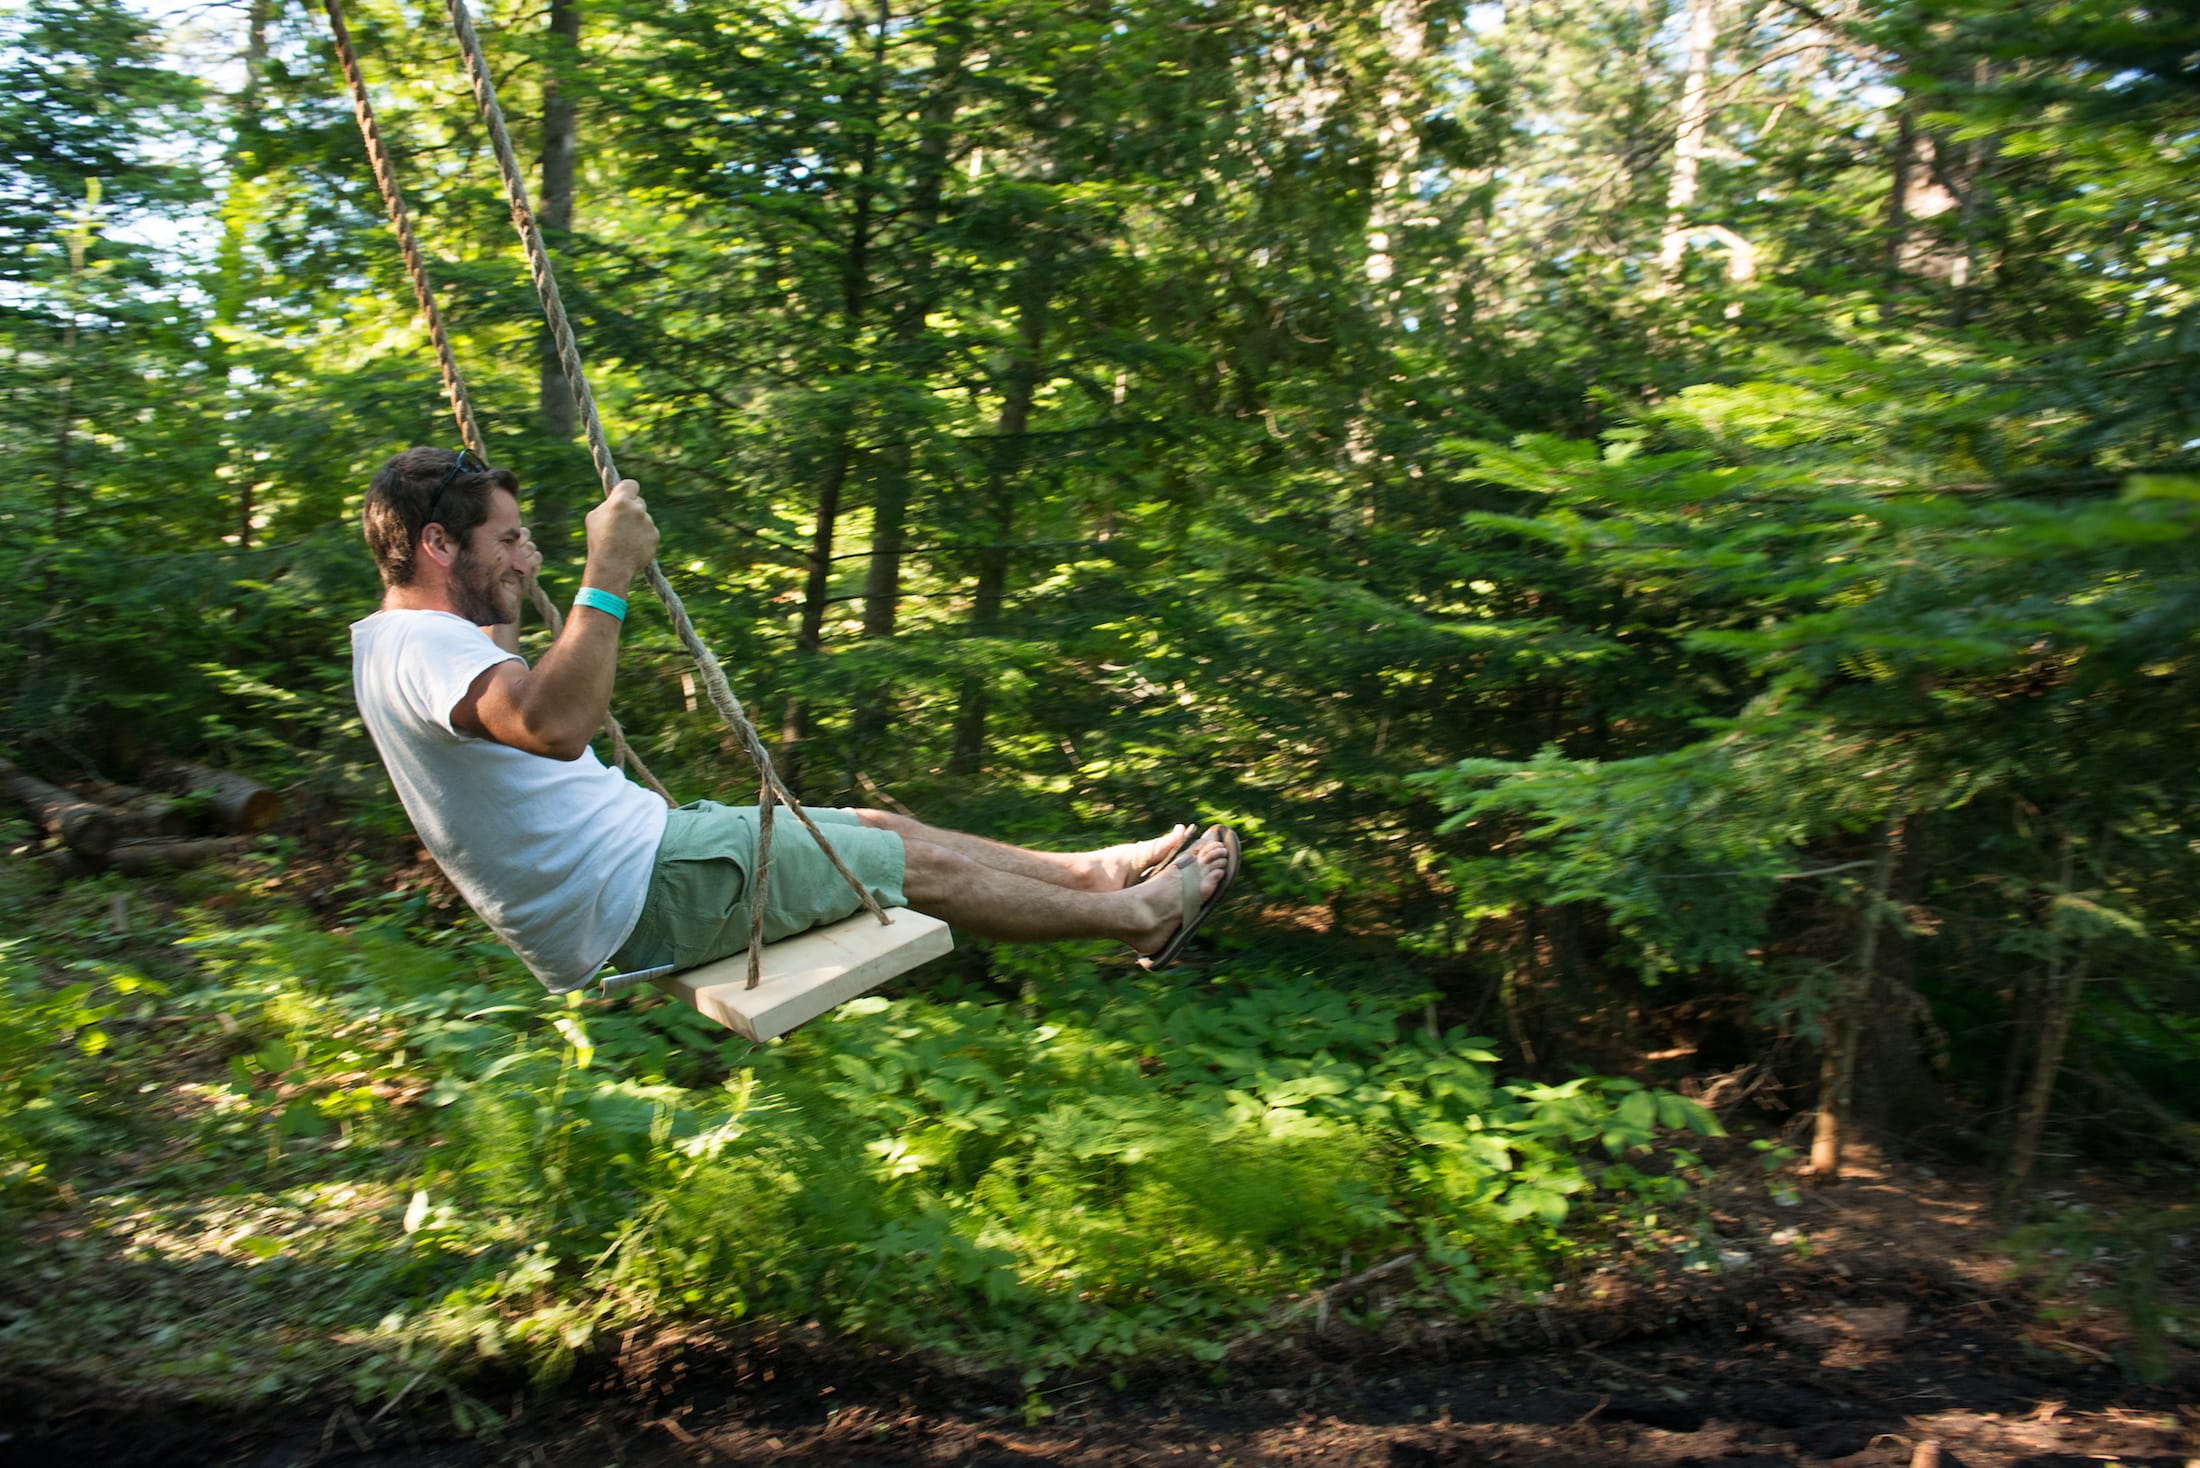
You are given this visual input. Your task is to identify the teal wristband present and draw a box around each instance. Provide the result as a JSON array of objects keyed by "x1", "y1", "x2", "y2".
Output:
[{"x1": 573, "y1": 586, "x2": 628, "y2": 622}]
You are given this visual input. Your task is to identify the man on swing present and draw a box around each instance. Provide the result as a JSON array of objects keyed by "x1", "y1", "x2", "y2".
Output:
[{"x1": 351, "y1": 446, "x2": 1240, "y2": 996}]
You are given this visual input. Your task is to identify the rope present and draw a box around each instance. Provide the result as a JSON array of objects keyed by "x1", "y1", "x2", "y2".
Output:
[
  {"x1": 323, "y1": 0, "x2": 671, "y2": 806},
  {"x1": 322, "y1": 0, "x2": 482, "y2": 457},
  {"x1": 440, "y1": 0, "x2": 890, "y2": 988}
]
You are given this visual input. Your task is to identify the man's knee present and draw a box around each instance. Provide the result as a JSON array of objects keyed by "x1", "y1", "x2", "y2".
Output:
[{"x1": 897, "y1": 835, "x2": 973, "y2": 903}]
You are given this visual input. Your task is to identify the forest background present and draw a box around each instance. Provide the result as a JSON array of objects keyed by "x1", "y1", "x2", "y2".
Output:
[{"x1": 1, "y1": 0, "x2": 2195, "y2": 1418}]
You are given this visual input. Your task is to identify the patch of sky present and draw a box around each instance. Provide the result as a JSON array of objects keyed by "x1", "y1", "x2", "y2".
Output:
[{"x1": 137, "y1": 0, "x2": 248, "y2": 92}]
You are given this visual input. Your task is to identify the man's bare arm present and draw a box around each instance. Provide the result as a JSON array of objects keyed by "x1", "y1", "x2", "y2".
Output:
[{"x1": 454, "y1": 480, "x2": 658, "y2": 760}]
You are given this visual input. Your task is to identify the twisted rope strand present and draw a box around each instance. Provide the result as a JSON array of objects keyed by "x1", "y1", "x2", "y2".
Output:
[
  {"x1": 442, "y1": 0, "x2": 889, "y2": 987},
  {"x1": 324, "y1": 0, "x2": 670, "y2": 804},
  {"x1": 324, "y1": 0, "x2": 483, "y2": 458}
]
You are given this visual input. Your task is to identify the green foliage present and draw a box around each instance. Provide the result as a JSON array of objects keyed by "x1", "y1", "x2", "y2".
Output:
[
  {"x1": 0, "y1": 0, "x2": 206, "y2": 281},
  {"x1": 382, "y1": 943, "x2": 1716, "y2": 1381},
  {"x1": 0, "y1": 941, "x2": 167, "y2": 1193},
  {"x1": 1412, "y1": 367, "x2": 2200, "y2": 1166},
  {"x1": 0, "y1": 867, "x2": 1719, "y2": 1404}
]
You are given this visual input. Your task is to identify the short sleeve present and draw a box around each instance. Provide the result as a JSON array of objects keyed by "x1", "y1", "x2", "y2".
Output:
[{"x1": 388, "y1": 614, "x2": 523, "y2": 739}]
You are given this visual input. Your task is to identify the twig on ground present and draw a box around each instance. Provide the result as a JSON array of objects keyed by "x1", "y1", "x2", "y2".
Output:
[
  {"x1": 367, "y1": 1349, "x2": 449, "y2": 1426},
  {"x1": 1224, "y1": 1252, "x2": 1421, "y2": 1356}
]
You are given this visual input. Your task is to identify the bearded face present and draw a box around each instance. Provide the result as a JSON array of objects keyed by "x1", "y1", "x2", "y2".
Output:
[{"x1": 449, "y1": 536, "x2": 522, "y2": 626}]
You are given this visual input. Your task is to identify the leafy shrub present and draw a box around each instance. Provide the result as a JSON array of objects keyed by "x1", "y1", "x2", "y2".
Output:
[
  {"x1": 7, "y1": 891, "x2": 1721, "y2": 1403},
  {"x1": 0, "y1": 942, "x2": 167, "y2": 1195}
]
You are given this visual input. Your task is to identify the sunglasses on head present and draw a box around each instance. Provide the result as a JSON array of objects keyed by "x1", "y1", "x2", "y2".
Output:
[{"x1": 425, "y1": 449, "x2": 482, "y2": 532}]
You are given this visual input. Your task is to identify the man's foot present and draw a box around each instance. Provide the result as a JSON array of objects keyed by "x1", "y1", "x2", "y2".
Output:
[
  {"x1": 1090, "y1": 822, "x2": 1198, "y2": 891},
  {"x1": 1129, "y1": 827, "x2": 1239, "y2": 967}
]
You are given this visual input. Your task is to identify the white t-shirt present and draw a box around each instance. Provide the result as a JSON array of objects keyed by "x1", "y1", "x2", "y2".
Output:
[{"x1": 350, "y1": 609, "x2": 669, "y2": 991}]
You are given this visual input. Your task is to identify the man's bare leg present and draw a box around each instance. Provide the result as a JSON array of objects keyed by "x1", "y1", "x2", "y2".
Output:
[
  {"x1": 852, "y1": 810, "x2": 1193, "y2": 892},
  {"x1": 898, "y1": 828, "x2": 1229, "y2": 957}
]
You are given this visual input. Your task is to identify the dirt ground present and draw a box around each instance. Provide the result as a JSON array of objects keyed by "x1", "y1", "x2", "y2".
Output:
[{"x1": 3, "y1": 1150, "x2": 2193, "y2": 1468}]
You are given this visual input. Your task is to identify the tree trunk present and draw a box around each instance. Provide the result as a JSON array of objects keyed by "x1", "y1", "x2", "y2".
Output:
[
  {"x1": 1949, "y1": 57, "x2": 1994, "y2": 325},
  {"x1": 1655, "y1": 0, "x2": 1720, "y2": 287},
  {"x1": 1362, "y1": 0, "x2": 1427, "y2": 307},
  {"x1": 1341, "y1": 0, "x2": 1431, "y2": 534},
  {"x1": 107, "y1": 836, "x2": 255, "y2": 876},
  {"x1": 1854, "y1": 815, "x2": 1939, "y2": 1139},
  {"x1": 217, "y1": 0, "x2": 273, "y2": 548},
  {"x1": 798, "y1": 425, "x2": 858, "y2": 661},
  {"x1": 53, "y1": 317, "x2": 74, "y2": 533},
  {"x1": 157, "y1": 761, "x2": 280, "y2": 833},
  {"x1": 533, "y1": 0, "x2": 583, "y2": 553},
  {"x1": 782, "y1": 418, "x2": 858, "y2": 793},
  {"x1": 54, "y1": 181, "x2": 99, "y2": 529},
  {"x1": 859, "y1": 17, "x2": 967, "y2": 641},
  {"x1": 1996, "y1": 963, "x2": 2042, "y2": 1122},
  {"x1": 1999, "y1": 832, "x2": 2087, "y2": 1211},
  {"x1": 1886, "y1": 73, "x2": 1971, "y2": 292},
  {"x1": 80, "y1": 780, "x2": 191, "y2": 839},
  {"x1": 538, "y1": 0, "x2": 581, "y2": 448},
  {"x1": 949, "y1": 260, "x2": 1048, "y2": 776},
  {"x1": 852, "y1": 9, "x2": 970, "y2": 753},
  {"x1": 1809, "y1": 819, "x2": 1901, "y2": 1177},
  {"x1": 782, "y1": 0, "x2": 889, "y2": 793},
  {"x1": 214, "y1": 0, "x2": 271, "y2": 329}
]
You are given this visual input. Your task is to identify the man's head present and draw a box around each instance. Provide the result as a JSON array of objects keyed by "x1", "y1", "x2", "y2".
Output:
[{"x1": 363, "y1": 447, "x2": 527, "y2": 623}]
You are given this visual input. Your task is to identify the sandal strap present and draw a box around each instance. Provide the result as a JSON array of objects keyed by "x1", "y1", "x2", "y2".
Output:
[{"x1": 1174, "y1": 852, "x2": 1203, "y2": 926}]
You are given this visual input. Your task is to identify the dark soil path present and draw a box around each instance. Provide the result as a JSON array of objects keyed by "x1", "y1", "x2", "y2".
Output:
[{"x1": 4, "y1": 1153, "x2": 2192, "y2": 1467}]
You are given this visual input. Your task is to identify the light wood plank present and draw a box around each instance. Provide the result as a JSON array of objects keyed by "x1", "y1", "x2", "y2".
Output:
[{"x1": 652, "y1": 910, "x2": 954, "y2": 1042}]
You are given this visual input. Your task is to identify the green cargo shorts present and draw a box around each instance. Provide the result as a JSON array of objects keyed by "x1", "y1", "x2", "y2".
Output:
[{"x1": 608, "y1": 801, "x2": 908, "y2": 973}]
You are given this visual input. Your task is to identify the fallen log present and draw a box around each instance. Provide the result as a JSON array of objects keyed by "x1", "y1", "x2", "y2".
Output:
[
  {"x1": 117, "y1": 798, "x2": 193, "y2": 839},
  {"x1": 30, "y1": 848, "x2": 101, "y2": 880},
  {"x1": 0, "y1": 762, "x2": 118, "y2": 858},
  {"x1": 80, "y1": 777, "x2": 152, "y2": 806},
  {"x1": 156, "y1": 761, "x2": 280, "y2": 833},
  {"x1": 104, "y1": 836, "x2": 255, "y2": 876},
  {"x1": 80, "y1": 779, "x2": 191, "y2": 838}
]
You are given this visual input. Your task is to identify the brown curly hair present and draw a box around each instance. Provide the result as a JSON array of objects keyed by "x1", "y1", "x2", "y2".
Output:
[{"x1": 362, "y1": 447, "x2": 521, "y2": 589}]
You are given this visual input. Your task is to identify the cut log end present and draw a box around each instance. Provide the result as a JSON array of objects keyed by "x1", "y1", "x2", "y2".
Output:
[{"x1": 159, "y1": 760, "x2": 281, "y2": 833}]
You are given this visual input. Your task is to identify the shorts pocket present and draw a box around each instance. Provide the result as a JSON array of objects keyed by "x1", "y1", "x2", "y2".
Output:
[{"x1": 660, "y1": 855, "x2": 754, "y2": 969}]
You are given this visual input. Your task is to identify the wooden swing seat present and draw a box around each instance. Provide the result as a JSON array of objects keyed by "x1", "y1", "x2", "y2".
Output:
[{"x1": 651, "y1": 909, "x2": 953, "y2": 1042}]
